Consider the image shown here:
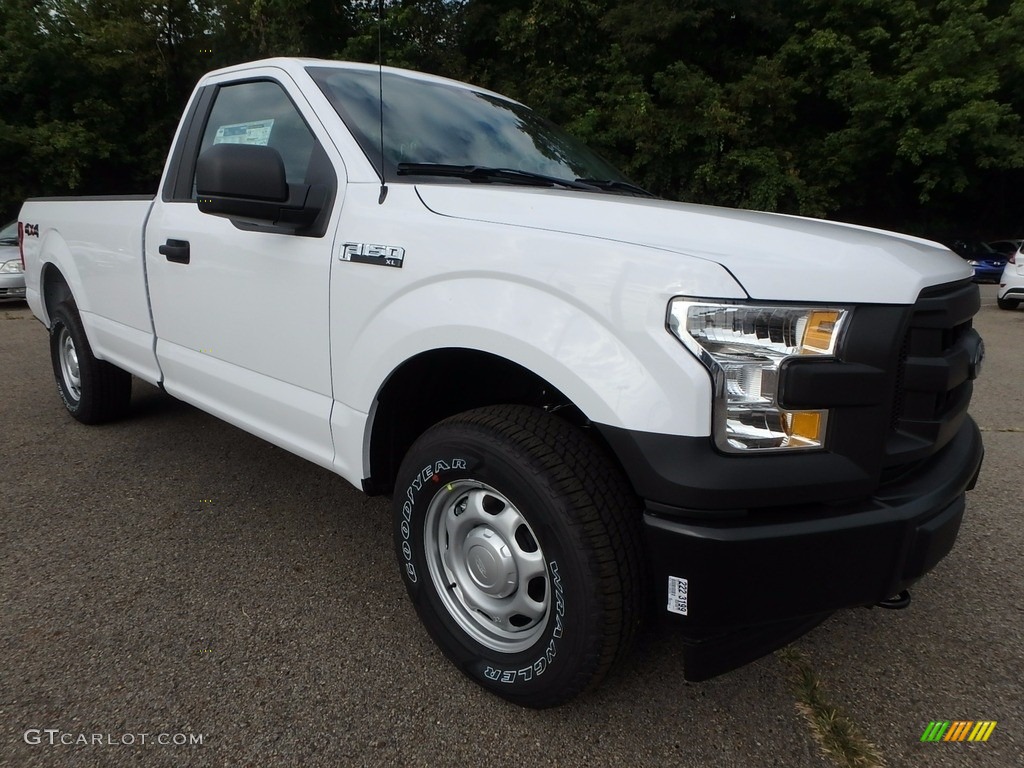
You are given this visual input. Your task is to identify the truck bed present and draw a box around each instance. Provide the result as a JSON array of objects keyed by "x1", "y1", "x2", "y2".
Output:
[{"x1": 21, "y1": 196, "x2": 160, "y2": 384}]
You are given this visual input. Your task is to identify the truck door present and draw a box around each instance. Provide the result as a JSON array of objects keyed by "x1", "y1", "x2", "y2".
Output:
[{"x1": 145, "y1": 71, "x2": 343, "y2": 470}]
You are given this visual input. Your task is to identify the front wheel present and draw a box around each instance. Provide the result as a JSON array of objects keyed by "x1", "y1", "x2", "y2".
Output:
[
  {"x1": 997, "y1": 297, "x2": 1020, "y2": 310},
  {"x1": 393, "y1": 405, "x2": 644, "y2": 708},
  {"x1": 49, "y1": 302, "x2": 132, "y2": 423}
]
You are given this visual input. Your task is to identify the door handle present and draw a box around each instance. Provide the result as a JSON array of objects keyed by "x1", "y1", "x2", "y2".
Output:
[{"x1": 159, "y1": 239, "x2": 190, "y2": 264}]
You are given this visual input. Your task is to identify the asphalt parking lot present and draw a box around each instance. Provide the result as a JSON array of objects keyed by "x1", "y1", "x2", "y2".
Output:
[{"x1": 1, "y1": 285, "x2": 1021, "y2": 768}]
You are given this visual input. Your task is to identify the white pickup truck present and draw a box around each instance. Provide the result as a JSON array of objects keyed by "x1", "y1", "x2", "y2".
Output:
[{"x1": 19, "y1": 57, "x2": 985, "y2": 708}]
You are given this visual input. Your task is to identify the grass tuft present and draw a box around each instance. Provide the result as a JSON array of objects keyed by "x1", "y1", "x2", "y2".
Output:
[{"x1": 778, "y1": 647, "x2": 887, "y2": 768}]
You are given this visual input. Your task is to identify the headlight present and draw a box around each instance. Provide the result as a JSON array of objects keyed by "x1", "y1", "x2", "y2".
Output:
[
  {"x1": 667, "y1": 300, "x2": 849, "y2": 452},
  {"x1": 967, "y1": 260, "x2": 980, "y2": 266},
  {"x1": 0, "y1": 259, "x2": 23, "y2": 274}
]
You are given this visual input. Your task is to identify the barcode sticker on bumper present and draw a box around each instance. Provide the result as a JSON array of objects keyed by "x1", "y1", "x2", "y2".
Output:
[{"x1": 667, "y1": 576, "x2": 688, "y2": 615}]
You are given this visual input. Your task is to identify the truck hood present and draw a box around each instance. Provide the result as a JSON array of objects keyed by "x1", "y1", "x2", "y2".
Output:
[{"x1": 415, "y1": 185, "x2": 970, "y2": 304}]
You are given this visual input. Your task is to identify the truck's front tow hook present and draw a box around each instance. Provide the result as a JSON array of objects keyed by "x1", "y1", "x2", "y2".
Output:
[{"x1": 875, "y1": 590, "x2": 912, "y2": 610}]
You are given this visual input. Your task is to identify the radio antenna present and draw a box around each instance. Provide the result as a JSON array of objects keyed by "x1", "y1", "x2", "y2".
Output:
[{"x1": 377, "y1": 0, "x2": 388, "y2": 204}]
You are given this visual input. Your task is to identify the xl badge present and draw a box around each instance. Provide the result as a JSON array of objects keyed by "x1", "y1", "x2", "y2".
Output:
[{"x1": 339, "y1": 242, "x2": 405, "y2": 268}]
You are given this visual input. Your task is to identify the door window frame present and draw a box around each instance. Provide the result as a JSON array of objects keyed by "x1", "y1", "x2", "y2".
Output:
[{"x1": 161, "y1": 77, "x2": 338, "y2": 239}]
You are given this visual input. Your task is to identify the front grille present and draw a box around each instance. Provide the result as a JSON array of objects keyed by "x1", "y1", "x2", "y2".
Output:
[
  {"x1": 884, "y1": 280, "x2": 980, "y2": 467},
  {"x1": 889, "y1": 333, "x2": 910, "y2": 431}
]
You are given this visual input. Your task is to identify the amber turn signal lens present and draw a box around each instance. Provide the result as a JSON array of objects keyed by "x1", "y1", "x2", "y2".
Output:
[
  {"x1": 785, "y1": 410, "x2": 823, "y2": 445},
  {"x1": 801, "y1": 310, "x2": 842, "y2": 354}
]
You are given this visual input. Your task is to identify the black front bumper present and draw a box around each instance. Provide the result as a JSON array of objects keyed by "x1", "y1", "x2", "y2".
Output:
[
  {"x1": 641, "y1": 417, "x2": 982, "y2": 629},
  {"x1": 600, "y1": 417, "x2": 983, "y2": 680}
]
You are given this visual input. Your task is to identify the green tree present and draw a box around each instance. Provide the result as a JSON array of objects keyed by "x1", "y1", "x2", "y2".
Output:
[
  {"x1": 0, "y1": 0, "x2": 226, "y2": 216},
  {"x1": 339, "y1": 0, "x2": 465, "y2": 77},
  {"x1": 2, "y1": 0, "x2": 1022, "y2": 237}
]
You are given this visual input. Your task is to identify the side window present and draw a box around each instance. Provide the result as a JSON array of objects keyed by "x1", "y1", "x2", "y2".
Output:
[{"x1": 196, "y1": 80, "x2": 316, "y2": 188}]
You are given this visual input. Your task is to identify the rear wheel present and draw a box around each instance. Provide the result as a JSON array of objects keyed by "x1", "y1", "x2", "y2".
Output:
[
  {"x1": 997, "y1": 297, "x2": 1019, "y2": 310},
  {"x1": 49, "y1": 302, "x2": 132, "y2": 423},
  {"x1": 393, "y1": 404, "x2": 644, "y2": 708}
]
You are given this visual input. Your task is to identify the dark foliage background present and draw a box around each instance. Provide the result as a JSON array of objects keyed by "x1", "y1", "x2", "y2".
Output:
[{"x1": 2, "y1": 0, "x2": 1022, "y2": 239}]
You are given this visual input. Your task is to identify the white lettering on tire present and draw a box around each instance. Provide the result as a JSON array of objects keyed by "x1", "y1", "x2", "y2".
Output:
[
  {"x1": 483, "y1": 560, "x2": 564, "y2": 684},
  {"x1": 400, "y1": 458, "x2": 469, "y2": 584}
]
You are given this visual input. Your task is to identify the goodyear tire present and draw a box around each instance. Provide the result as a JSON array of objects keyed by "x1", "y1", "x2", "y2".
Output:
[
  {"x1": 393, "y1": 405, "x2": 644, "y2": 708},
  {"x1": 49, "y1": 301, "x2": 132, "y2": 424}
]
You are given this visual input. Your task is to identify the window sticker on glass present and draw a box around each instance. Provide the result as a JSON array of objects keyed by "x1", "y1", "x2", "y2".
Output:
[{"x1": 213, "y1": 119, "x2": 275, "y2": 146}]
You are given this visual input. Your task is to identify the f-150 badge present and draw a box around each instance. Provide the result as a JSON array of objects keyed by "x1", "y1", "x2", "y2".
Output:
[{"x1": 339, "y1": 242, "x2": 405, "y2": 268}]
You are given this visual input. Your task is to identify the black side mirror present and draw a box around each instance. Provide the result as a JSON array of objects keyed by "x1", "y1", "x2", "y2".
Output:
[{"x1": 196, "y1": 144, "x2": 326, "y2": 232}]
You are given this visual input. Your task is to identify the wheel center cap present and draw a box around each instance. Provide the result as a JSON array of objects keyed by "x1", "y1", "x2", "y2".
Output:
[{"x1": 464, "y1": 527, "x2": 518, "y2": 598}]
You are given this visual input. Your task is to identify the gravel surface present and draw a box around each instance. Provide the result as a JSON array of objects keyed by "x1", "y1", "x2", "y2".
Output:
[{"x1": 1, "y1": 284, "x2": 1021, "y2": 767}]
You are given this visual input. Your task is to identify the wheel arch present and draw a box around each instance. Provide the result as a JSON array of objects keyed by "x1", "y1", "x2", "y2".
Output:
[
  {"x1": 364, "y1": 347, "x2": 597, "y2": 495},
  {"x1": 40, "y1": 262, "x2": 74, "y2": 328},
  {"x1": 36, "y1": 227, "x2": 87, "y2": 328}
]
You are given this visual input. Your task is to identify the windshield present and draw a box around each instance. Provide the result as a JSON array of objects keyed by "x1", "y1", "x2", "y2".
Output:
[
  {"x1": 307, "y1": 67, "x2": 630, "y2": 187},
  {"x1": 0, "y1": 220, "x2": 17, "y2": 244}
]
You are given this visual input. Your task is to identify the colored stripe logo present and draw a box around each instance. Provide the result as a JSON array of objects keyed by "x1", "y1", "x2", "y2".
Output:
[{"x1": 920, "y1": 721, "x2": 996, "y2": 742}]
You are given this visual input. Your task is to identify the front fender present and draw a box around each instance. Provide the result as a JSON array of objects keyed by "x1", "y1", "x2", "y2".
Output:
[
  {"x1": 338, "y1": 275, "x2": 716, "y2": 437},
  {"x1": 328, "y1": 183, "x2": 746, "y2": 480}
]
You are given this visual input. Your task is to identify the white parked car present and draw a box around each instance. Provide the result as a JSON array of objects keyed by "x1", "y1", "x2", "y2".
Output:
[
  {"x1": 0, "y1": 220, "x2": 26, "y2": 301},
  {"x1": 997, "y1": 246, "x2": 1024, "y2": 309}
]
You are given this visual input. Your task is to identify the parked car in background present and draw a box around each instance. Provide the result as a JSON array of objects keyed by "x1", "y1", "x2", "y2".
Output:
[
  {"x1": 945, "y1": 239, "x2": 1007, "y2": 283},
  {"x1": 998, "y1": 246, "x2": 1024, "y2": 310},
  {"x1": 987, "y1": 239, "x2": 1024, "y2": 257},
  {"x1": 0, "y1": 220, "x2": 26, "y2": 301}
]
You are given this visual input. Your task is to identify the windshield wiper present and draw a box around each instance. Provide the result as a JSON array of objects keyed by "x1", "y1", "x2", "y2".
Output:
[
  {"x1": 575, "y1": 178, "x2": 656, "y2": 198},
  {"x1": 396, "y1": 163, "x2": 597, "y2": 191}
]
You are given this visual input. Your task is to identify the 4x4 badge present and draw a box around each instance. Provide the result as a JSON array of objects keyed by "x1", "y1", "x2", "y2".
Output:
[{"x1": 339, "y1": 242, "x2": 405, "y2": 268}]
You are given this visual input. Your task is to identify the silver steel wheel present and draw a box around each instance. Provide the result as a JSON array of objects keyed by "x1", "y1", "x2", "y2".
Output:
[
  {"x1": 424, "y1": 479, "x2": 550, "y2": 653},
  {"x1": 58, "y1": 327, "x2": 82, "y2": 401}
]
